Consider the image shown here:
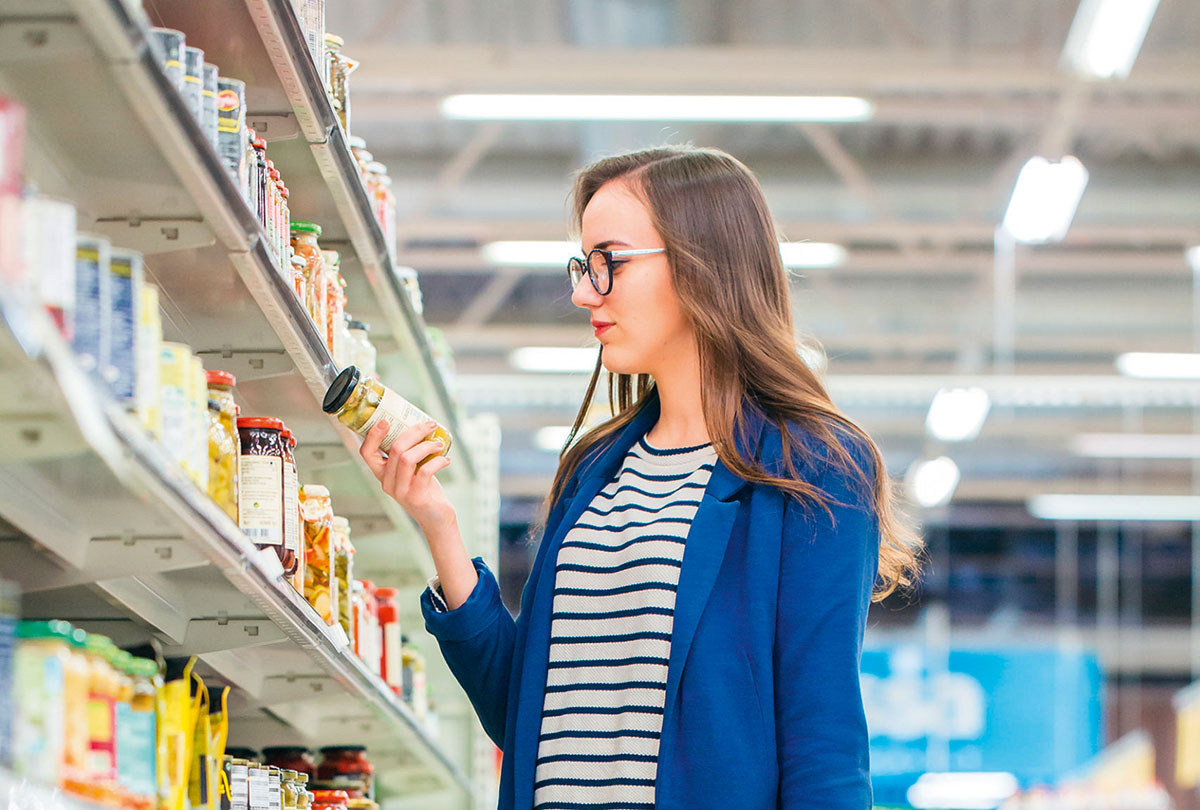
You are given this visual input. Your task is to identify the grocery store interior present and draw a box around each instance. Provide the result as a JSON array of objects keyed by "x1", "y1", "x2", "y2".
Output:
[{"x1": 1, "y1": 0, "x2": 1199, "y2": 808}]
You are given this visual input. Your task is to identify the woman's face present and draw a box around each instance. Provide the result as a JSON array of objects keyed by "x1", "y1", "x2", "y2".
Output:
[{"x1": 572, "y1": 178, "x2": 695, "y2": 377}]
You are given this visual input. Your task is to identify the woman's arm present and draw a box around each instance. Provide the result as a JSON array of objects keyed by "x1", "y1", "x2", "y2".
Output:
[
  {"x1": 776, "y1": 443, "x2": 880, "y2": 809},
  {"x1": 359, "y1": 419, "x2": 513, "y2": 744}
]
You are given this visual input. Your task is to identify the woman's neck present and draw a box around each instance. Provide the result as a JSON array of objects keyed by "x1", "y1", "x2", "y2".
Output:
[{"x1": 644, "y1": 346, "x2": 709, "y2": 449}]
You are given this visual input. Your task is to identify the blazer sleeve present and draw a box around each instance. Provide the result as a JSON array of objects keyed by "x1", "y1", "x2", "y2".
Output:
[
  {"x1": 775, "y1": 438, "x2": 880, "y2": 810},
  {"x1": 421, "y1": 556, "x2": 516, "y2": 746}
]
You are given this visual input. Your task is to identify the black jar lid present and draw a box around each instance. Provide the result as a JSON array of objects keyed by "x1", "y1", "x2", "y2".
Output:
[
  {"x1": 262, "y1": 745, "x2": 312, "y2": 757},
  {"x1": 322, "y1": 366, "x2": 361, "y2": 414}
]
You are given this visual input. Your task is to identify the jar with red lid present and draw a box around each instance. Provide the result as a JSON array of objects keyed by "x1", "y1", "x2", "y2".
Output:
[
  {"x1": 311, "y1": 789, "x2": 350, "y2": 810},
  {"x1": 261, "y1": 746, "x2": 315, "y2": 776},
  {"x1": 279, "y1": 427, "x2": 301, "y2": 577},
  {"x1": 374, "y1": 587, "x2": 401, "y2": 692},
  {"x1": 316, "y1": 747, "x2": 373, "y2": 799},
  {"x1": 236, "y1": 416, "x2": 289, "y2": 568}
]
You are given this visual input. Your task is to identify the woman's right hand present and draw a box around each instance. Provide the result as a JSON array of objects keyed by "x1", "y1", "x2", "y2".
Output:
[{"x1": 359, "y1": 418, "x2": 456, "y2": 532}]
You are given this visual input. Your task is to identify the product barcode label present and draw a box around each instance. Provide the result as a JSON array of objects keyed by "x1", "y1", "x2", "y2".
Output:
[
  {"x1": 245, "y1": 527, "x2": 273, "y2": 539},
  {"x1": 248, "y1": 768, "x2": 270, "y2": 810},
  {"x1": 231, "y1": 762, "x2": 249, "y2": 810}
]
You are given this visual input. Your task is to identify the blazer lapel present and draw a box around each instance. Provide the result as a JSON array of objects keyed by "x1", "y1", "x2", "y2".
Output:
[{"x1": 662, "y1": 406, "x2": 766, "y2": 726}]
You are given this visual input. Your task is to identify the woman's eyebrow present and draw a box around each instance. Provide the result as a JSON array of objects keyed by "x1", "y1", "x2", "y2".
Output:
[{"x1": 589, "y1": 239, "x2": 632, "y2": 250}]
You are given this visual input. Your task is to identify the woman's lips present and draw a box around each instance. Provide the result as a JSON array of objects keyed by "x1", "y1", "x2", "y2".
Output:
[{"x1": 593, "y1": 322, "x2": 614, "y2": 338}]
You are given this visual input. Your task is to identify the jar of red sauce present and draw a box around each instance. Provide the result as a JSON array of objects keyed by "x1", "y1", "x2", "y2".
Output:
[
  {"x1": 316, "y1": 747, "x2": 374, "y2": 799},
  {"x1": 310, "y1": 789, "x2": 350, "y2": 810},
  {"x1": 261, "y1": 746, "x2": 315, "y2": 776}
]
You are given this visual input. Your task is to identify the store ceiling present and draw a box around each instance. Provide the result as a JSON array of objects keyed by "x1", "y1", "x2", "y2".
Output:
[{"x1": 326, "y1": 0, "x2": 1200, "y2": 511}]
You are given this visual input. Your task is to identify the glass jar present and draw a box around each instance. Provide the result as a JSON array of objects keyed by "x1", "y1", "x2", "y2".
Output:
[
  {"x1": 252, "y1": 136, "x2": 268, "y2": 233},
  {"x1": 316, "y1": 747, "x2": 373, "y2": 799},
  {"x1": 280, "y1": 427, "x2": 301, "y2": 577},
  {"x1": 295, "y1": 774, "x2": 311, "y2": 810},
  {"x1": 262, "y1": 747, "x2": 315, "y2": 776},
  {"x1": 291, "y1": 252, "x2": 308, "y2": 309},
  {"x1": 290, "y1": 222, "x2": 328, "y2": 334},
  {"x1": 277, "y1": 182, "x2": 291, "y2": 268},
  {"x1": 320, "y1": 251, "x2": 343, "y2": 358},
  {"x1": 12, "y1": 620, "x2": 73, "y2": 784},
  {"x1": 236, "y1": 416, "x2": 289, "y2": 568},
  {"x1": 267, "y1": 164, "x2": 282, "y2": 261},
  {"x1": 322, "y1": 33, "x2": 343, "y2": 95},
  {"x1": 331, "y1": 518, "x2": 354, "y2": 639},
  {"x1": 76, "y1": 634, "x2": 120, "y2": 802},
  {"x1": 345, "y1": 321, "x2": 376, "y2": 378},
  {"x1": 346, "y1": 138, "x2": 371, "y2": 186},
  {"x1": 374, "y1": 587, "x2": 401, "y2": 693},
  {"x1": 355, "y1": 579, "x2": 380, "y2": 677},
  {"x1": 120, "y1": 657, "x2": 159, "y2": 810},
  {"x1": 300, "y1": 484, "x2": 337, "y2": 627},
  {"x1": 322, "y1": 366, "x2": 451, "y2": 455},
  {"x1": 311, "y1": 789, "x2": 350, "y2": 810},
  {"x1": 208, "y1": 399, "x2": 239, "y2": 521},
  {"x1": 280, "y1": 769, "x2": 300, "y2": 810}
]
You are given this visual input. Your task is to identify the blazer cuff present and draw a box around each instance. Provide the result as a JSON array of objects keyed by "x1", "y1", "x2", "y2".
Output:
[{"x1": 420, "y1": 557, "x2": 505, "y2": 642}]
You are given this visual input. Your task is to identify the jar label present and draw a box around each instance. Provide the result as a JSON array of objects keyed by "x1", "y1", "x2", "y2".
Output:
[
  {"x1": 239, "y1": 456, "x2": 283, "y2": 545},
  {"x1": 283, "y1": 463, "x2": 300, "y2": 555},
  {"x1": 361, "y1": 387, "x2": 432, "y2": 453}
]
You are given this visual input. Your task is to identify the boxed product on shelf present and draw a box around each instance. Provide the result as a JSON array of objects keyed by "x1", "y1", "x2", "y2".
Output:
[
  {"x1": 182, "y1": 46, "x2": 205, "y2": 125},
  {"x1": 74, "y1": 233, "x2": 112, "y2": 381},
  {"x1": 0, "y1": 98, "x2": 25, "y2": 313},
  {"x1": 21, "y1": 195, "x2": 77, "y2": 338},
  {"x1": 108, "y1": 249, "x2": 144, "y2": 406},
  {"x1": 217, "y1": 77, "x2": 248, "y2": 195},
  {"x1": 136, "y1": 284, "x2": 162, "y2": 437}
]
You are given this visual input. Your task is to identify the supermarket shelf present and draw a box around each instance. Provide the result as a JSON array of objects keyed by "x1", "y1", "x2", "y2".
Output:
[
  {"x1": 0, "y1": 312, "x2": 469, "y2": 794},
  {"x1": 144, "y1": 0, "x2": 476, "y2": 481},
  {"x1": 0, "y1": 0, "x2": 449, "y2": 579}
]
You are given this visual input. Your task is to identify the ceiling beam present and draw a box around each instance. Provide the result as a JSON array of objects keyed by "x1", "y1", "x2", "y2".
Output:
[{"x1": 347, "y1": 46, "x2": 1200, "y2": 94}]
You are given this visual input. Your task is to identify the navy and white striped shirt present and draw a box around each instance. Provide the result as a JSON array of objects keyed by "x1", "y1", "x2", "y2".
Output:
[{"x1": 532, "y1": 437, "x2": 716, "y2": 810}]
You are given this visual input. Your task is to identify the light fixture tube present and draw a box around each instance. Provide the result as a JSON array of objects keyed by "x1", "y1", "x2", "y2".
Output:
[
  {"x1": 1061, "y1": 0, "x2": 1161, "y2": 80},
  {"x1": 442, "y1": 94, "x2": 873, "y2": 122},
  {"x1": 1002, "y1": 156, "x2": 1089, "y2": 244},
  {"x1": 510, "y1": 346, "x2": 598, "y2": 373},
  {"x1": 926, "y1": 387, "x2": 991, "y2": 442},
  {"x1": 1116, "y1": 352, "x2": 1200, "y2": 379},
  {"x1": 1028, "y1": 494, "x2": 1200, "y2": 522}
]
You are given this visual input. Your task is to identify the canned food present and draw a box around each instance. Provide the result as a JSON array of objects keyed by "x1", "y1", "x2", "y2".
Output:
[
  {"x1": 216, "y1": 78, "x2": 248, "y2": 196},
  {"x1": 148, "y1": 28, "x2": 184, "y2": 92},
  {"x1": 201, "y1": 64, "x2": 219, "y2": 151},
  {"x1": 182, "y1": 46, "x2": 205, "y2": 125}
]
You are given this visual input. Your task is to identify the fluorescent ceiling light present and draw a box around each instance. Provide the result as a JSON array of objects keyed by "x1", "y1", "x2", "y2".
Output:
[
  {"x1": 926, "y1": 387, "x2": 991, "y2": 442},
  {"x1": 442, "y1": 94, "x2": 873, "y2": 122},
  {"x1": 1001, "y1": 155, "x2": 1089, "y2": 244},
  {"x1": 510, "y1": 346, "x2": 598, "y2": 373},
  {"x1": 906, "y1": 456, "x2": 960, "y2": 508},
  {"x1": 779, "y1": 242, "x2": 847, "y2": 269},
  {"x1": 483, "y1": 241, "x2": 577, "y2": 267},
  {"x1": 535, "y1": 425, "x2": 574, "y2": 453},
  {"x1": 1028, "y1": 494, "x2": 1200, "y2": 522},
  {"x1": 907, "y1": 772, "x2": 1019, "y2": 810},
  {"x1": 1187, "y1": 245, "x2": 1200, "y2": 275},
  {"x1": 1061, "y1": 0, "x2": 1160, "y2": 80},
  {"x1": 1072, "y1": 433, "x2": 1200, "y2": 459},
  {"x1": 483, "y1": 240, "x2": 847, "y2": 269},
  {"x1": 1116, "y1": 351, "x2": 1200, "y2": 379}
]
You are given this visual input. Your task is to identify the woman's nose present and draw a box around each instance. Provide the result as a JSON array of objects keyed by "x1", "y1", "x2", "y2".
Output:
[{"x1": 571, "y1": 277, "x2": 601, "y2": 309}]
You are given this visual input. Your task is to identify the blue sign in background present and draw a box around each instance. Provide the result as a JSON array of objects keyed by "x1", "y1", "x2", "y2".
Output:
[{"x1": 861, "y1": 644, "x2": 1105, "y2": 805}]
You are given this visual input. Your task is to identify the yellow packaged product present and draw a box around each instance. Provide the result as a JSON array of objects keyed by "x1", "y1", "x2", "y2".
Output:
[
  {"x1": 136, "y1": 284, "x2": 162, "y2": 438},
  {"x1": 160, "y1": 342, "x2": 193, "y2": 477},
  {"x1": 159, "y1": 657, "x2": 203, "y2": 810}
]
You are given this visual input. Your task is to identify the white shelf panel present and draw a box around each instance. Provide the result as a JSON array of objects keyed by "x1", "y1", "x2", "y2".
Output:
[{"x1": 0, "y1": 313, "x2": 468, "y2": 794}]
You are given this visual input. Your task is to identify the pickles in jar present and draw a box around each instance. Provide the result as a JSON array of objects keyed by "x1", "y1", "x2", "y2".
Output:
[{"x1": 322, "y1": 366, "x2": 451, "y2": 455}]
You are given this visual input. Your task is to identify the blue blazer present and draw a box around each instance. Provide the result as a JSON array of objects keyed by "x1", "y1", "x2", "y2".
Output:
[{"x1": 422, "y1": 393, "x2": 880, "y2": 809}]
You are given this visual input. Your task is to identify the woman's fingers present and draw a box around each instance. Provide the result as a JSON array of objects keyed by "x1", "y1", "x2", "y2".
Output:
[
  {"x1": 388, "y1": 420, "x2": 439, "y2": 457},
  {"x1": 415, "y1": 455, "x2": 451, "y2": 482},
  {"x1": 359, "y1": 419, "x2": 390, "y2": 478},
  {"x1": 403, "y1": 439, "x2": 446, "y2": 468}
]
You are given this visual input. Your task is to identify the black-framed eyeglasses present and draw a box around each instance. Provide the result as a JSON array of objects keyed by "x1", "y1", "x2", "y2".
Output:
[{"x1": 567, "y1": 248, "x2": 666, "y2": 295}]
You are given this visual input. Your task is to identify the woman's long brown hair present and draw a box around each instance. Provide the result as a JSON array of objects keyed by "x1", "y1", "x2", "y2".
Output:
[{"x1": 547, "y1": 145, "x2": 922, "y2": 600}]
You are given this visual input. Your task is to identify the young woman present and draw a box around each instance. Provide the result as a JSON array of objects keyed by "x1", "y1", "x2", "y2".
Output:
[{"x1": 359, "y1": 146, "x2": 922, "y2": 810}]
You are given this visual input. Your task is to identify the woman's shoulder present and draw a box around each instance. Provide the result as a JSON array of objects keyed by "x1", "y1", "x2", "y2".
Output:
[{"x1": 755, "y1": 415, "x2": 877, "y2": 505}]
